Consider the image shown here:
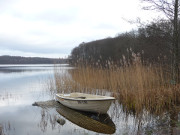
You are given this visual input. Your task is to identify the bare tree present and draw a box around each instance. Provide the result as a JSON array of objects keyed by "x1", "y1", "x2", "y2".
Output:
[{"x1": 142, "y1": 0, "x2": 180, "y2": 83}]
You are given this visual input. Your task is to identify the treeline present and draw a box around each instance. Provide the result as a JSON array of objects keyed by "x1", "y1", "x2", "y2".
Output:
[
  {"x1": 0, "y1": 55, "x2": 68, "y2": 64},
  {"x1": 70, "y1": 20, "x2": 175, "y2": 66}
]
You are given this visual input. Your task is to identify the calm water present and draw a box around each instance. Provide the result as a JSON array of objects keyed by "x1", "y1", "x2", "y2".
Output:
[{"x1": 0, "y1": 64, "x2": 174, "y2": 135}]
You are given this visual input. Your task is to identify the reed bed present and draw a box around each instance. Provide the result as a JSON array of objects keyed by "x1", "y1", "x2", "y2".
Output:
[
  {"x1": 53, "y1": 59, "x2": 180, "y2": 115},
  {"x1": 0, "y1": 124, "x2": 2, "y2": 135}
]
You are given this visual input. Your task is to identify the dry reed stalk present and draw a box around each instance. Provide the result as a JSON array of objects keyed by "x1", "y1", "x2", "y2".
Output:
[
  {"x1": 0, "y1": 124, "x2": 3, "y2": 135},
  {"x1": 53, "y1": 61, "x2": 180, "y2": 115}
]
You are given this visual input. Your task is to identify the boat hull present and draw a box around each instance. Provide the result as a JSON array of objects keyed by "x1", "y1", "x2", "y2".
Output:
[{"x1": 56, "y1": 93, "x2": 115, "y2": 114}]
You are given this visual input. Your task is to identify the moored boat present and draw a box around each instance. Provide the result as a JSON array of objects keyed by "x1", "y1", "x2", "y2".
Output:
[{"x1": 56, "y1": 92, "x2": 115, "y2": 114}]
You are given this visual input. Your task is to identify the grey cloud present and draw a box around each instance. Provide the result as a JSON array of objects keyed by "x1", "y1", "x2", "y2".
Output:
[
  {"x1": 10, "y1": 8, "x2": 79, "y2": 24},
  {"x1": 0, "y1": 0, "x2": 79, "y2": 25},
  {"x1": 0, "y1": 37, "x2": 70, "y2": 54},
  {"x1": 94, "y1": 23, "x2": 118, "y2": 30},
  {"x1": 0, "y1": 0, "x2": 15, "y2": 9},
  {"x1": 36, "y1": 9, "x2": 79, "y2": 24},
  {"x1": 27, "y1": 30, "x2": 49, "y2": 36}
]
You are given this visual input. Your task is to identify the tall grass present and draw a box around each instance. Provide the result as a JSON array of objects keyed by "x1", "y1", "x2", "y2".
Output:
[
  {"x1": 0, "y1": 124, "x2": 3, "y2": 135},
  {"x1": 53, "y1": 56, "x2": 180, "y2": 115}
]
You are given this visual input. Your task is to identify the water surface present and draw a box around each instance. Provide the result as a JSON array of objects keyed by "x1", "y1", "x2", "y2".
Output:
[{"x1": 0, "y1": 64, "x2": 173, "y2": 135}]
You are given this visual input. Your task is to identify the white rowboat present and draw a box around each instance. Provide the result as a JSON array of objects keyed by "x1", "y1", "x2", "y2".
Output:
[{"x1": 56, "y1": 92, "x2": 115, "y2": 114}]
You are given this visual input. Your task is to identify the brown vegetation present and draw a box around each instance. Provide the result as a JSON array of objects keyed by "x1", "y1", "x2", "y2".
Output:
[
  {"x1": 55, "y1": 19, "x2": 180, "y2": 116},
  {"x1": 0, "y1": 124, "x2": 3, "y2": 135},
  {"x1": 54, "y1": 55, "x2": 180, "y2": 115}
]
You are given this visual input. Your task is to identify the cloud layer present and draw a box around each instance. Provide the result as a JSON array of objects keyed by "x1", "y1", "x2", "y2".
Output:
[{"x1": 0, "y1": 0, "x2": 160, "y2": 58}]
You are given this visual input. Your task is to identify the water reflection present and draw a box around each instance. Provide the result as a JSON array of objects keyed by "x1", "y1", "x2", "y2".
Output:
[
  {"x1": 38, "y1": 109, "x2": 58, "y2": 133},
  {"x1": 0, "y1": 64, "x2": 64, "y2": 106},
  {"x1": 0, "y1": 64, "x2": 70, "y2": 73},
  {"x1": 56, "y1": 103, "x2": 116, "y2": 134},
  {"x1": 1, "y1": 64, "x2": 180, "y2": 135},
  {"x1": 0, "y1": 64, "x2": 71, "y2": 135}
]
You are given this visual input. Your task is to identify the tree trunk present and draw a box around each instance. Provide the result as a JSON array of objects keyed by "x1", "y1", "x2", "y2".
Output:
[{"x1": 172, "y1": 0, "x2": 179, "y2": 84}]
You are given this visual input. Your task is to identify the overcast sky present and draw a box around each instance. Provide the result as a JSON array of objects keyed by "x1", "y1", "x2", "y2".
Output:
[{"x1": 0, "y1": 0, "x2": 161, "y2": 58}]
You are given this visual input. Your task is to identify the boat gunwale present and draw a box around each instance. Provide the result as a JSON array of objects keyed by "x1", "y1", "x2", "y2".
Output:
[{"x1": 56, "y1": 94, "x2": 115, "y2": 101}]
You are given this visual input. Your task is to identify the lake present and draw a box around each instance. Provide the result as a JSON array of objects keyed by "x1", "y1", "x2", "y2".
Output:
[{"x1": 0, "y1": 64, "x2": 175, "y2": 135}]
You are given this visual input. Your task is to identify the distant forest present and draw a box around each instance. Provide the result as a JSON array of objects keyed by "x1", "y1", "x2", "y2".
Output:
[
  {"x1": 0, "y1": 55, "x2": 68, "y2": 64},
  {"x1": 70, "y1": 19, "x2": 176, "y2": 66}
]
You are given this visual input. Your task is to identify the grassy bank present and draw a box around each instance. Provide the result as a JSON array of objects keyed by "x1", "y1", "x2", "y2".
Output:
[{"x1": 53, "y1": 61, "x2": 180, "y2": 115}]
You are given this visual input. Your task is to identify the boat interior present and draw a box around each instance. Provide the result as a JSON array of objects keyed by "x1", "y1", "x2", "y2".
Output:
[{"x1": 60, "y1": 93, "x2": 111, "y2": 99}]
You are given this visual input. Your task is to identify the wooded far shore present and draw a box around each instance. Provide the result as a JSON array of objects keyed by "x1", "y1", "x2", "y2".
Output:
[{"x1": 0, "y1": 55, "x2": 68, "y2": 64}]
